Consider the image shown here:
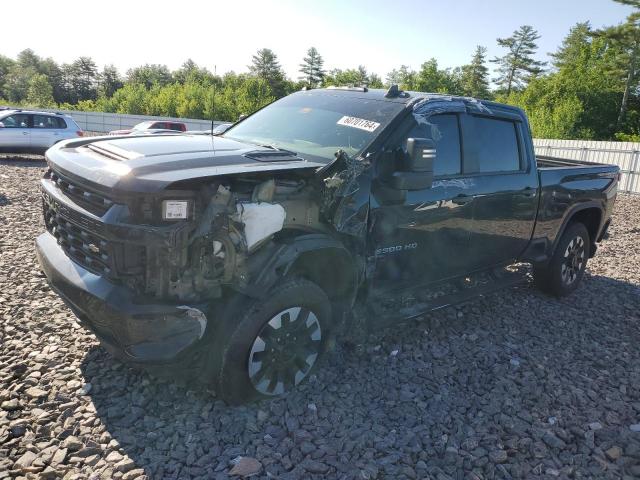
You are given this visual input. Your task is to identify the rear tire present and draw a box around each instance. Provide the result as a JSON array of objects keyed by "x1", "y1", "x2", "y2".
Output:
[
  {"x1": 534, "y1": 222, "x2": 590, "y2": 297},
  {"x1": 207, "y1": 277, "x2": 332, "y2": 404}
]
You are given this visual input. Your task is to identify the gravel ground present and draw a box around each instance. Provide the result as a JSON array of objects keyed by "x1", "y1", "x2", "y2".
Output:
[{"x1": 1, "y1": 155, "x2": 640, "y2": 480}]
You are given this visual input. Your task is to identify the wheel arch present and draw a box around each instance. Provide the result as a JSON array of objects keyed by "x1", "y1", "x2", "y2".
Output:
[
  {"x1": 241, "y1": 233, "x2": 361, "y2": 305},
  {"x1": 554, "y1": 203, "x2": 603, "y2": 258}
]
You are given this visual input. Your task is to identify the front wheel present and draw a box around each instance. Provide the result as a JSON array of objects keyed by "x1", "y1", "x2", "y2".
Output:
[
  {"x1": 534, "y1": 222, "x2": 590, "y2": 297},
  {"x1": 210, "y1": 277, "x2": 332, "y2": 404}
]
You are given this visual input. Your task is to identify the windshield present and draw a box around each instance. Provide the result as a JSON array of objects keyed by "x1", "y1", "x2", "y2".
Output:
[{"x1": 224, "y1": 92, "x2": 404, "y2": 163}]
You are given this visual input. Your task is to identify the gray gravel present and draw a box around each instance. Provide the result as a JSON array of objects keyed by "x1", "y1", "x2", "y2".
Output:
[{"x1": 1, "y1": 155, "x2": 640, "y2": 479}]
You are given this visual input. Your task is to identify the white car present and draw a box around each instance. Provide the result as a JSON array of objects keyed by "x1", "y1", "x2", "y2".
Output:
[{"x1": 0, "y1": 109, "x2": 83, "y2": 154}]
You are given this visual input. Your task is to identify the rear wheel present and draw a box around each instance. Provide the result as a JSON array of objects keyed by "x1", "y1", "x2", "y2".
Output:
[
  {"x1": 209, "y1": 277, "x2": 331, "y2": 404},
  {"x1": 534, "y1": 222, "x2": 590, "y2": 297}
]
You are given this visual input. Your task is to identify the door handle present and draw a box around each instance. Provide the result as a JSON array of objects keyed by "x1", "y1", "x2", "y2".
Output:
[
  {"x1": 452, "y1": 194, "x2": 474, "y2": 205},
  {"x1": 22, "y1": 131, "x2": 29, "y2": 135},
  {"x1": 522, "y1": 187, "x2": 537, "y2": 197}
]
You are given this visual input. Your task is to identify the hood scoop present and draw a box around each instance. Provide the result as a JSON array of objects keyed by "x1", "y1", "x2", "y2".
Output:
[
  {"x1": 86, "y1": 142, "x2": 143, "y2": 162},
  {"x1": 243, "y1": 149, "x2": 304, "y2": 162}
]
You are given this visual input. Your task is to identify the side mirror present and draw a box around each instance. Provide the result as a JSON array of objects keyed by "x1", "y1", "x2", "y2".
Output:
[
  {"x1": 387, "y1": 138, "x2": 435, "y2": 190},
  {"x1": 0, "y1": 122, "x2": 4, "y2": 128}
]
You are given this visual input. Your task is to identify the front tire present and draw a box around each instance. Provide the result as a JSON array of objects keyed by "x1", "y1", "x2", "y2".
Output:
[
  {"x1": 211, "y1": 277, "x2": 331, "y2": 404},
  {"x1": 534, "y1": 222, "x2": 590, "y2": 297}
]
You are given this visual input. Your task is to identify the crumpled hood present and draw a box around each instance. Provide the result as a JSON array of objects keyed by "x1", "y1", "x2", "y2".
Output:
[{"x1": 45, "y1": 134, "x2": 326, "y2": 194}]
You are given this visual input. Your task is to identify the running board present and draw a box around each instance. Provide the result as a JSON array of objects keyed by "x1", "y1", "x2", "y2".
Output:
[{"x1": 366, "y1": 265, "x2": 529, "y2": 328}]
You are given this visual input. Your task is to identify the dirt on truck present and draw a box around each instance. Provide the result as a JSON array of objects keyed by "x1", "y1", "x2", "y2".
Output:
[{"x1": 36, "y1": 86, "x2": 619, "y2": 403}]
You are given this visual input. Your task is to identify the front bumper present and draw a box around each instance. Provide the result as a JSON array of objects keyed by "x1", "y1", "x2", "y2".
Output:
[{"x1": 36, "y1": 232, "x2": 209, "y2": 364}]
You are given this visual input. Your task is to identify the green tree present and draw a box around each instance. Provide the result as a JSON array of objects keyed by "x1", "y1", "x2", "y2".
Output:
[
  {"x1": 461, "y1": 46, "x2": 491, "y2": 98},
  {"x1": 386, "y1": 65, "x2": 417, "y2": 90},
  {"x1": 64, "y1": 57, "x2": 99, "y2": 102},
  {"x1": 298, "y1": 47, "x2": 326, "y2": 87},
  {"x1": 594, "y1": 0, "x2": 640, "y2": 128},
  {"x1": 126, "y1": 64, "x2": 173, "y2": 88},
  {"x1": 414, "y1": 59, "x2": 463, "y2": 94},
  {"x1": 174, "y1": 59, "x2": 214, "y2": 85},
  {"x1": 249, "y1": 48, "x2": 285, "y2": 96},
  {"x1": 3, "y1": 67, "x2": 36, "y2": 103},
  {"x1": 99, "y1": 65, "x2": 123, "y2": 98},
  {"x1": 492, "y1": 25, "x2": 546, "y2": 95},
  {"x1": 501, "y1": 21, "x2": 624, "y2": 140},
  {"x1": 324, "y1": 65, "x2": 372, "y2": 87},
  {"x1": 26, "y1": 73, "x2": 55, "y2": 107},
  {"x1": 0, "y1": 55, "x2": 16, "y2": 99}
]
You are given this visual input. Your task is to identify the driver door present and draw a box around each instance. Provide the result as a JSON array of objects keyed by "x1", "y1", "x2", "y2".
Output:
[
  {"x1": 0, "y1": 113, "x2": 31, "y2": 150},
  {"x1": 369, "y1": 113, "x2": 478, "y2": 291}
]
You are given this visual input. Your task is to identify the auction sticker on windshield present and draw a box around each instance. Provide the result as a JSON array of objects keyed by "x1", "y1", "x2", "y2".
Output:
[{"x1": 337, "y1": 116, "x2": 381, "y2": 132}]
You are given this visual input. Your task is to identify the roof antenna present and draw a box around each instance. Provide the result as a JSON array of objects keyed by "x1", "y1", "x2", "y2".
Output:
[
  {"x1": 210, "y1": 65, "x2": 217, "y2": 134},
  {"x1": 385, "y1": 84, "x2": 400, "y2": 98}
]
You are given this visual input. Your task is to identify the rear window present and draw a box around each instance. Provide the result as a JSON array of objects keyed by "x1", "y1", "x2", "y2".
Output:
[
  {"x1": 167, "y1": 122, "x2": 184, "y2": 131},
  {"x1": 462, "y1": 116, "x2": 521, "y2": 173}
]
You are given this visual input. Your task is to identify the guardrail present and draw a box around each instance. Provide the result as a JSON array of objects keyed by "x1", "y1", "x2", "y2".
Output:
[{"x1": 533, "y1": 139, "x2": 640, "y2": 194}]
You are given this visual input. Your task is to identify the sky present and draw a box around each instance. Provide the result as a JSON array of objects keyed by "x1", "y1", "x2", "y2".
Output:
[{"x1": 2, "y1": 0, "x2": 634, "y2": 81}]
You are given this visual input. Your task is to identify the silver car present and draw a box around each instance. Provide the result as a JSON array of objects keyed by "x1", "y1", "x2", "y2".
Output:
[{"x1": 0, "y1": 109, "x2": 83, "y2": 154}]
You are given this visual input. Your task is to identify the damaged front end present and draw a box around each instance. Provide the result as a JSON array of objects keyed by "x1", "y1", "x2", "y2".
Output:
[{"x1": 37, "y1": 164, "x2": 334, "y2": 362}]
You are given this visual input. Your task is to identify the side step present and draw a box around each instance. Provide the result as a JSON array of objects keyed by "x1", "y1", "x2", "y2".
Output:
[{"x1": 367, "y1": 265, "x2": 529, "y2": 328}]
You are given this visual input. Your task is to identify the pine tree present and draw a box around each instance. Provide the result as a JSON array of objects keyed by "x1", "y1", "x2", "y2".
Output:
[
  {"x1": 99, "y1": 65, "x2": 123, "y2": 98},
  {"x1": 249, "y1": 48, "x2": 286, "y2": 96},
  {"x1": 299, "y1": 47, "x2": 325, "y2": 87},
  {"x1": 461, "y1": 46, "x2": 491, "y2": 98},
  {"x1": 492, "y1": 25, "x2": 546, "y2": 95},
  {"x1": 550, "y1": 22, "x2": 593, "y2": 70},
  {"x1": 595, "y1": 0, "x2": 640, "y2": 127}
]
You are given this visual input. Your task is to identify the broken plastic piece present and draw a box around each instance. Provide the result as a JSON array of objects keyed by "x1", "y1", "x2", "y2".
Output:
[{"x1": 235, "y1": 202, "x2": 286, "y2": 250}]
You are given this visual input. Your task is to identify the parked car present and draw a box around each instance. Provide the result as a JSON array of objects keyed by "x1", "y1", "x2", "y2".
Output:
[
  {"x1": 36, "y1": 87, "x2": 619, "y2": 404},
  {"x1": 188, "y1": 123, "x2": 234, "y2": 136},
  {"x1": 109, "y1": 120, "x2": 187, "y2": 135},
  {"x1": 0, "y1": 109, "x2": 83, "y2": 154}
]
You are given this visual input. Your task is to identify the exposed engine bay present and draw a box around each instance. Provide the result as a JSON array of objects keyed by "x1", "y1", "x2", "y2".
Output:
[{"x1": 137, "y1": 151, "x2": 364, "y2": 302}]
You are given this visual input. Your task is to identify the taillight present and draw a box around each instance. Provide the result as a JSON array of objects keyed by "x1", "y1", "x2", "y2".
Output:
[{"x1": 76, "y1": 131, "x2": 83, "y2": 137}]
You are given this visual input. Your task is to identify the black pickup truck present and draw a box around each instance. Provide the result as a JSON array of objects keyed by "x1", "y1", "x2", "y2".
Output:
[{"x1": 36, "y1": 87, "x2": 619, "y2": 403}]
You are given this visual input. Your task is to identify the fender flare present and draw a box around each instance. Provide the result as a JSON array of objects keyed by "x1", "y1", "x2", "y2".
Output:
[
  {"x1": 551, "y1": 201, "x2": 604, "y2": 255},
  {"x1": 237, "y1": 233, "x2": 360, "y2": 301}
]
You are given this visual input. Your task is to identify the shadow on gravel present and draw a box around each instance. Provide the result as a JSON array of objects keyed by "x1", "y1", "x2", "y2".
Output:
[
  {"x1": 0, "y1": 193, "x2": 9, "y2": 206},
  {"x1": 0, "y1": 154, "x2": 46, "y2": 168},
  {"x1": 79, "y1": 272, "x2": 640, "y2": 479}
]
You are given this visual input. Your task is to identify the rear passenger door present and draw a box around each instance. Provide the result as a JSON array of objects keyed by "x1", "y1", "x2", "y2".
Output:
[
  {"x1": 31, "y1": 114, "x2": 67, "y2": 150},
  {"x1": 460, "y1": 112, "x2": 538, "y2": 271}
]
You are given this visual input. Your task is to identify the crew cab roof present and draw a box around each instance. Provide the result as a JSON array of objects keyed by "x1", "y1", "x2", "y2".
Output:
[{"x1": 310, "y1": 87, "x2": 524, "y2": 116}]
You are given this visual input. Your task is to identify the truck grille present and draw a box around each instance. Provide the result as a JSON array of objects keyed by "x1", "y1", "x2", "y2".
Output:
[
  {"x1": 48, "y1": 170, "x2": 113, "y2": 216},
  {"x1": 43, "y1": 192, "x2": 113, "y2": 277}
]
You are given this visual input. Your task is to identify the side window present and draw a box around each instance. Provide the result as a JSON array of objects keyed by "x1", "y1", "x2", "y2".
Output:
[
  {"x1": 2, "y1": 114, "x2": 30, "y2": 128},
  {"x1": 403, "y1": 114, "x2": 461, "y2": 177},
  {"x1": 54, "y1": 117, "x2": 67, "y2": 129},
  {"x1": 33, "y1": 115, "x2": 61, "y2": 129},
  {"x1": 462, "y1": 116, "x2": 521, "y2": 173}
]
